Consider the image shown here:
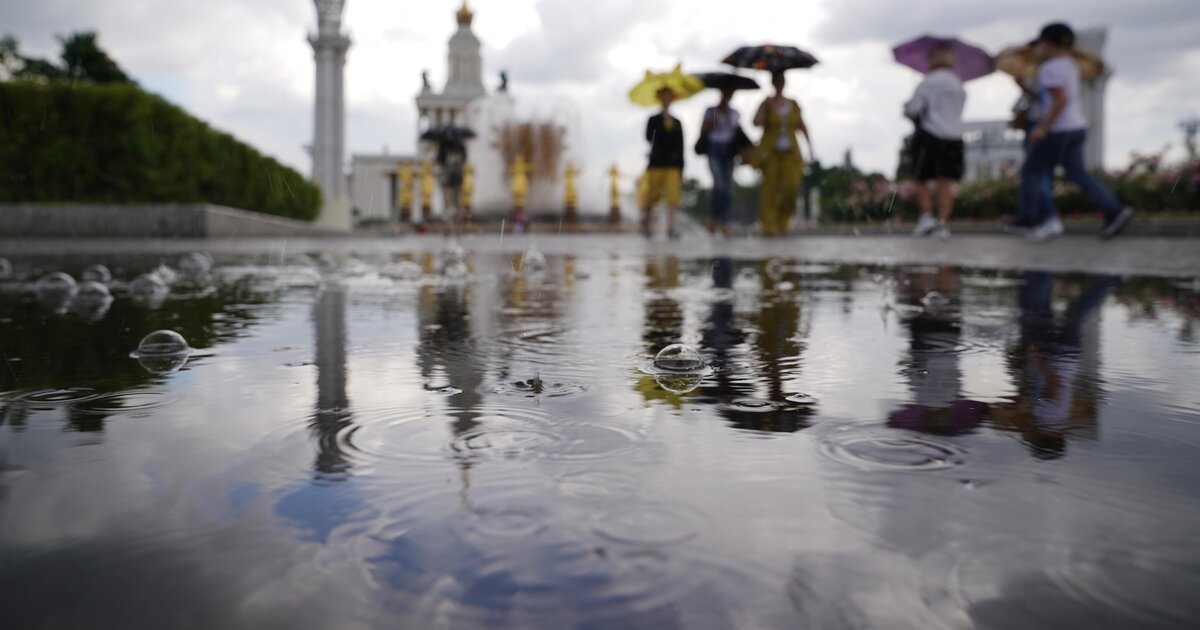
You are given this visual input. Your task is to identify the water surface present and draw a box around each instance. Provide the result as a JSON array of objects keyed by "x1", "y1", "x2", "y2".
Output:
[{"x1": 1, "y1": 245, "x2": 1198, "y2": 629}]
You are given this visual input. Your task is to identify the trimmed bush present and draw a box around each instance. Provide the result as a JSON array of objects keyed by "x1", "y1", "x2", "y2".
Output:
[{"x1": 0, "y1": 81, "x2": 320, "y2": 221}]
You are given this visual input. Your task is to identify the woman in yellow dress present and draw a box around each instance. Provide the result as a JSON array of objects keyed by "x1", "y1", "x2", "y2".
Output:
[{"x1": 753, "y1": 71, "x2": 814, "y2": 236}]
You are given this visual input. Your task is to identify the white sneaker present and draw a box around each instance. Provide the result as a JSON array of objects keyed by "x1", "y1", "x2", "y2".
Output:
[
  {"x1": 932, "y1": 224, "x2": 951, "y2": 240},
  {"x1": 1027, "y1": 217, "x2": 1064, "y2": 242},
  {"x1": 912, "y1": 214, "x2": 937, "y2": 236}
]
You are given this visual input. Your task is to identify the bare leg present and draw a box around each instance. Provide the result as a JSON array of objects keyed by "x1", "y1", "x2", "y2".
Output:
[
  {"x1": 915, "y1": 181, "x2": 932, "y2": 218},
  {"x1": 935, "y1": 178, "x2": 955, "y2": 224},
  {"x1": 667, "y1": 204, "x2": 678, "y2": 236}
]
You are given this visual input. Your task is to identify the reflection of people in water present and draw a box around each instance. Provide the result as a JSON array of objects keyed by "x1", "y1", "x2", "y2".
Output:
[
  {"x1": 634, "y1": 255, "x2": 690, "y2": 406},
  {"x1": 991, "y1": 272, "x2": 1115, "y2": 459},
  {"x1": 696, "y1": 258, "x2": 813, "y2": 433},
  {"x1": 888, "y1": 266, "x2": 987, "y2": 436}
]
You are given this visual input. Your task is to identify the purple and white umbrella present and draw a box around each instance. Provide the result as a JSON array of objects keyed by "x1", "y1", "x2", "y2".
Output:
[{"x1": 892, "y1": 35, "x2": 994, "y2": 82}]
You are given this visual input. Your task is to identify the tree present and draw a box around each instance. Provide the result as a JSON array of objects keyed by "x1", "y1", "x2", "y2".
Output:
[
  {"x1": 0, "y1": 31, "x2": 131, "y2": 85},
  {"x1": 60, "y1": 32, "x2": 132, "y2": 84}
]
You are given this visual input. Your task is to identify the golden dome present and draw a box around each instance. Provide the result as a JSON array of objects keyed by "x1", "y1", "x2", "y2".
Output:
[{"x1": 456, "y1": 0, "x2": 474, "y2": 26}]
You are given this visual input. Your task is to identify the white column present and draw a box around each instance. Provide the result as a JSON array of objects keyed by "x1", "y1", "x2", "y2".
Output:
[{"x1": 309, "y1": 1, "x2": 352, "y2": 230}]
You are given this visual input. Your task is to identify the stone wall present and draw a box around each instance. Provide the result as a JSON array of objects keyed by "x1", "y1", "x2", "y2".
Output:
[{"x1": 0, "y1": 204, "x2": 339, "y2": 238}]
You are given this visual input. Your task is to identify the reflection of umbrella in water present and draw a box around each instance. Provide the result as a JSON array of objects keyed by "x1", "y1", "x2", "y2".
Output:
[
  {"x1": 692, "y1": 71, "x2": 759, "y2": 92},
  {"x1": 420, "y1": 126, "x2": 477, "y2": 143},
  {"x1": 887, "y1": 399, "x2": 987, "y2": 436},
  {"x1": 995, "y1": 44, "x2": 1105, "y2": 81},
  {"x1": 722, "y1": 44, "x2": 818, "y2": 73},
  {"x1": 892, "y1": 35, "x2": 994, "y2": 82},
  {"x1": 629, "y1": 64, "x2": 704, "y2": 107}
]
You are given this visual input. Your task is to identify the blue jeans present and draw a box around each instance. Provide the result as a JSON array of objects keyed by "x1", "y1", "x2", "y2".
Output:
[
  {"x1": 1019, "y1": 129, "x2": 1121, "y2": 225},
  {"x1": 708, "y1": 143, "x2": 735, "y2": 224}
]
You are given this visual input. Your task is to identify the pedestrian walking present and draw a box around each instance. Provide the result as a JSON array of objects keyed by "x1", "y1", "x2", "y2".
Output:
[
  {"x1": 629, "y1": 65, "x2": 703, "y2": 239},
  {"x1": 1018, "y1": 23, "x2": 1133, "y2": 241},
  {"x1": 753, "y1": 72, "x2": 813, "y2": 237},
  {"x1": 903, "y1": 43, "x2": 966, "y2": 240},
  {"x1": 695, "y1": 72, "x2": 757, "y2": 238}
]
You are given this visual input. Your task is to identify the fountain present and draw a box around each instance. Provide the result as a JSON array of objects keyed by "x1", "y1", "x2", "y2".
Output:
[{"x1": 462, "y1": 94, "x2": 605, "y2": 219}]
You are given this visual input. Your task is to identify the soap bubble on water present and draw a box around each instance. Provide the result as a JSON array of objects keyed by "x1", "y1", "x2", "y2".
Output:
[
  {"x1": 654, "y1": 343, "x2": 704, "y2": 373},
  {"x1": 81, "y1": 264, "x2": 112, "y2": 284},
  {"x1": 443, "y1": 261, "x2": 469, "y2": 280},
  {"x1": 441, "y1": 243, "x2": 467, "y2": 267},
  {"x1": 522, "y1": 250, "x2": 547, "y2": 273},
  {"x1": 765, "y1": 258, "x2": 787, "y2": 281},
  {"x1": 36, "y1": 272, "x2": 76, "y2": 296},
  {"x1": 73, "y1": 281, "x2": 112, "y2": 307},
  {"x1": 130, "y1": 273, "x2": 168, "y2": 297},
  {"x1": 786, "y1": 393, "x2": 818, "y2": 405},
  {"x1": 151, "y1": 264, "x2": 178, "y2": 286},
  {"x1": 921, "y1": 291, "x2": 950, "y2": 310},
  {"x1": 179, "y1": 252, "x2": 213, "y2": 276},
  {"x1": 131, "y1": 330, "x2": 192, "y2": 375},
  {"x1": 72, "y1": 281, "x2": 113, "y2": 321},
  {"x1": 381, "y1": 261, "x2": 424, "y2": 281},
  {"x1": 736, "y1": 267, "x2": 759, "y2": 288},
  {"x1": 35, "y1": 272, "x2": 77, "y2": 313}
]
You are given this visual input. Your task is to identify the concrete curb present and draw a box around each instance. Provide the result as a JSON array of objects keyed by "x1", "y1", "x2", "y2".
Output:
[{"x1": 0, "y1": 203, "x2": 342, "y2": 238}]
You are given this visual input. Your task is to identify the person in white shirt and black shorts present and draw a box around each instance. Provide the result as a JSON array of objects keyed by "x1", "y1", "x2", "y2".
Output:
[{"x1": 904, "y1": 43, "x2": 965, "y2": 240}]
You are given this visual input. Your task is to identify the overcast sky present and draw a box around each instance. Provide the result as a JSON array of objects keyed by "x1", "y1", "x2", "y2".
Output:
[{"x1": 2, "y1": 0, "x2": 1197, "y2": 183}]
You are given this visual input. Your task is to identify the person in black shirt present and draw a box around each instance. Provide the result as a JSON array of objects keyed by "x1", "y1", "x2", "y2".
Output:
[
  {"x1": 436, "y1": 139, "x2": 467, "y2": 233},
  {"x1": 642, "y1": 87, "x2": 684, "y2": 239}
]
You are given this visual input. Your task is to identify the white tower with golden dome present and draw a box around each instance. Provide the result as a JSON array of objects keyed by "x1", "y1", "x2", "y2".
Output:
[{"x1": 415, "y1": 1, "x2": 488, "y2": 136}]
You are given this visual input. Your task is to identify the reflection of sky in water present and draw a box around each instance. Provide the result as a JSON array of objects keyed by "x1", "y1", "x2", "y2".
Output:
[{"x1": 1, "y1": 251, "x2": 1198, "y2": 628}]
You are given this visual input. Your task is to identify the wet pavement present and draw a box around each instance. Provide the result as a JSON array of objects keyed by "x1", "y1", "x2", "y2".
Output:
[{"x1": 1, "y1": 237, "x2": 1199, "y2": 629}]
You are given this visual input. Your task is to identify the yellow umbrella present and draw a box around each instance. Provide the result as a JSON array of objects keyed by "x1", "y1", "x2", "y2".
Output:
[
  {"x1": 995, "y1": 44, "x2": 1105, "y2": 81},
  {"x1": 629, "y1": 64, "x2": 705, "y2": 107}
]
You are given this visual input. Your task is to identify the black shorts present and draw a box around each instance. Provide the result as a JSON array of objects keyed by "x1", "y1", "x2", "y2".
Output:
[{"x1": 911, "y1": 129, "x2": 964, "y2": 182}]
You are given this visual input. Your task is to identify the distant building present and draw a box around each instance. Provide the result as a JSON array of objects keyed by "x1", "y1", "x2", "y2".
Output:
[
  {"x1": 348, "y1": 1, "x2": 488, "y2": 222},
  {"x1": 963, "y1": 121, "x2": 1025, "y2": 181},
  {"x1": 962, "y1": 26, "x2": 1110, "y2": 181}
]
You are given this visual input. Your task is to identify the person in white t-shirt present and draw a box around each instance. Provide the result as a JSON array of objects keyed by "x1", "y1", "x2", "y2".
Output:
[
  {"x1": 1018, "y1": 23, "x2": 1133, "y2": 242},
  {"x1": 904, "y1": 43, "x2": 966, "y2": 240}
]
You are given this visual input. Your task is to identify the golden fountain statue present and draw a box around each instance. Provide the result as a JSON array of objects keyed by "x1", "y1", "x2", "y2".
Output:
[
  {"x1": 397, "y1": 162, "x2": 414, "y2": 222},
  {"x1": 608, "y1": 164, "x2": 621, "y2": 224},
  {"x1": 563, "y1": 162, "x2": 579, "y2": 223},
  {"x1": 510, "y1": 154, "x2": 530, "y2": 211},
  {"x1": 420, "y1": 161, "x2": 435, "y2": 222},
  {"x1": 461, "y1": 162, "x2": 475, "y2": 216}
]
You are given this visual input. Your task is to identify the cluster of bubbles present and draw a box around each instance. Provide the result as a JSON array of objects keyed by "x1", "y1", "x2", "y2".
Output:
[
  {"x1": 130, "y1": 329, "x2": 193, "y2": 375},
  {"x1": 20, "y1": 252, "x2": 214, "y2": 318}
]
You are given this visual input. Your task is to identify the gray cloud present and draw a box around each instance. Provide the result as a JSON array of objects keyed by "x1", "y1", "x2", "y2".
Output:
[{"x1": 493, "y1": 0, "x2": 669, "y2": 85}]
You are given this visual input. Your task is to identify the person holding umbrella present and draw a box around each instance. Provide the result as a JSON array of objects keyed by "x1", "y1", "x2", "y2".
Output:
[
  {"x1": 752, "y1": 71, "x2": 814, "y2": 237},
  {"x1": 422, "y1": 125, "x2": 476, "y2": 234},
  {"x1": 722, "y1": 44, "x2": 819, "y2": 237},
  {"x1": 695, "y1": 72, "x2": 757, "y2": 238},
  {"x1": 629, "y1": 65, "x2": 703, "y2": 239},
  {"x1": 901, "y1": 42, "x2": 967, "y2": 240},
  {"x1": 1017, "y1": 23, "x2": 1132, "y2": 241}
]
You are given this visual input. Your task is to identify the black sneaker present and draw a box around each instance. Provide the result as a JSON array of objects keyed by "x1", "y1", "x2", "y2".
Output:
[{"x1": 1100, "y1": 207, "x2": 1133, "y2": 240}]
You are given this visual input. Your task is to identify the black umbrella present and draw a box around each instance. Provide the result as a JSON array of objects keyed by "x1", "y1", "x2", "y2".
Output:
[
  {"x1": 693, "y1": 71, "x2": 760, "y2": 92},
  {"x1": 420, "y1": 125, "x2": 476, "y2": 143},
  {"x1": 723, "y1": 44, "x2": 819, "y2": 73}
]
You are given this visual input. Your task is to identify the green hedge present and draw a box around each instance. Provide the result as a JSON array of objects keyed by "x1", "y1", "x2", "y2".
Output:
[{"x1": 0, "y1": 81, "x2": 320, "y2": 221}]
